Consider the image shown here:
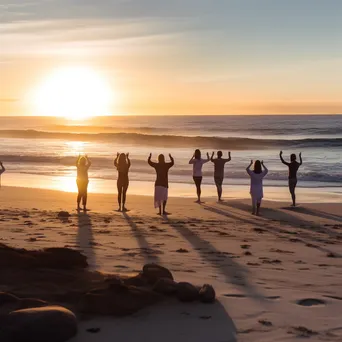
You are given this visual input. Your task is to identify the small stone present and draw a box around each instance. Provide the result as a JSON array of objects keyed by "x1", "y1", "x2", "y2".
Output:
[
  {"x1": 177, "y1": 282, "x2": 199, "y2": 302},
  {"x1": 199, "y1": 284, "x2": 216, "y2": 303},
  {"x1": 142, "y1": 264, "x2": 173, "y2": 285},
  {"x1": 176, "y1": 248, "x2": 189, "y2": 253},
  {"x1": 57, "y1": 211, "x2": 70, "y2": 219},
  {"x1": 153, "y1": 278, "x2": 178, "y2": 295}
]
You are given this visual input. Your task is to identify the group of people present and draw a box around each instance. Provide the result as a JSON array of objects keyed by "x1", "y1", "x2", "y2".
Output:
[{"x1": 75, "y1": 149, "x2": 302, "y2": 216}]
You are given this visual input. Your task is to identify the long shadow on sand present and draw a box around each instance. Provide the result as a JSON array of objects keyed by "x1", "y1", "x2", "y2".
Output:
[
  {"x1": 76, "y1": 212, "x2": 97, "y2": 269},
  {"x1": 283, "y1": 206, "x2": 342, "y2": 223},
  {"x1": 164, "y1": 216, "x2": 267, "y2": 303},
  {"x1": 123, "y1": 212, "x2": 161, "y2": 264},
  {"x1": 220, "y1": 200, "x2": 341, "y2": 238},
  {"x1": 72, "y1": 300, "x2": 237, "y2": 342},
  {"x1": 206, "y1": 202, "x2": 341, "y2": 257}
]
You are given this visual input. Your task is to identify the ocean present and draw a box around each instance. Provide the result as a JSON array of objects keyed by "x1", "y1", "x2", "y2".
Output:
[{"x1": 0, "y1": 115, "x2": 341, "y2": 202}]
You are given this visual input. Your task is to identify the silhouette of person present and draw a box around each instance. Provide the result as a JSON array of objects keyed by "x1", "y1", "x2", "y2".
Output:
[
  {"x1": 210, "y1": 151, "x2": 231, "y2": 201},
  {"x1": 114, "y1": 152, "x2": 131, "y2": 212},
  {"x1": 0, "y1": 161, "x2": 5, "y2": 188},
  {"x1": 280, "y1": 151, "x2": 303, "y2": 207},
  {"x1": 76, "y1": 155, "x2": 91, "y2": 211},
  {"x1": 246, "y1": 160, "x2": 268, "y2": 216},
  {"x1": 148, "y1": 153, "x2": 174, "y2": 215},
  {"x1": 189, "y1": 149, "x2": 210, "y2": 203}
]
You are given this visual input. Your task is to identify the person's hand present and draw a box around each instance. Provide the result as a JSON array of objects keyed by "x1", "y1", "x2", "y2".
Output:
[
  {"x1": 280, "y1": 150, "x2": 283, "y2": 155},
  {"x1": 126, "y1": 153, "x2": 129, "y2": 158},
  {"x1": 117, "y1": 152, "x2": 119, "y2": 157},
  {"x1": 250, "y1": 160, "x2": 253, "y2": 165},
  {"x1": 261, "y1": 160, "x2": 264, "y2": 165},
  {"x1": 299, "y1": 152, "x2": 302, "y2": 158},
  {"x1": 169, "y1": 153, "x2": 172, "y2": 159},
  {"x1": 149, "y1": 153, "x2": 152, "y2": 158},
  {"x1": 228, "y1": 151, "x2": 231, "y2": 157},
  {"x1": 211, "y1": 151, "x2": 214, "y2": 156},
  {"x1": 207, "y1": 152, "x2": 210, "y2": 158}
]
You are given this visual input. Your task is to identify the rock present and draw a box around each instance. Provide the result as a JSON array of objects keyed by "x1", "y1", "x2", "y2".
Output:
[
  {"x1": 5, "y1": 306, "x2": 78, "y2": 342},
  {"x1": 0, "y1": 244, "x2": 87, "y2": 269},
  {"x1": 38, "y1": 248, "x2": 88, "y2": 269},
  {"x1": 123, "y1": 274, "x2": 148, "y2": 287},
  {"x1": 142, "y1": 264, "x2": 173, "y2": 285},
  {"x1": 153, "y1": 278, "x2": 178, "y2": 295},
  {"x1": 0, "y1": 292, "x2": 18, "y2": 306},
  {"x1": 79, "y1": 285, "x2": 162, "y2": 316},
  {"x1": 57, "y1": 211, "x2": 70, "y2": 219},
  {"x1": 177, "y1": 282, "x2": 199, "y2": 302},
  {"x1": 199, "y1": 284, "x2": 216, "y2": 303}
]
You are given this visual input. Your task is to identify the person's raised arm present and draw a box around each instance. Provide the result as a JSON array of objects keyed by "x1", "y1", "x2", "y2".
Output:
[
  {"x1": 261, "y1": 160, "x2": 268, "y2": 176},
  {"x1": 210, "y1": 151, "x2": 215, "y2": 162},
  {"x1": 202, "y1": 152, "x2": 210, "y2": 164},
  {"x1": 0, "y1": 161, "x2": 5, "y2": 174},
  {"x1": 114, "y1": 152, "x2": 119, "y2": 167},
  {"x1": 246, "y1": 160, "x2": 253, "y2": 175},
  {"x1": 85, "y1": 155, "x2": 91, "y2": 169},
  {"x1": 148, "y1": 153, "x2": 156, "y2": 167},
  {"x1": 189, "y1": 154, "x2": 195, "y2": 164},
  {"x1": 279, "y1": 151, "x2": 289, "y2": 166},
  {"x1": 126, "y1": 153, "x2": 131, "y2": 169},
  {"x1": 168, "y1": 153, "x2": 174, "y2": 167},
  {"x1": 76, "y1": 155, "x2": 81, "y2": 167},
  {"x1": 224, "y1": 151, "x2": 232, "y2": 163},
  {"x1": 299, "y1": 152, "x2": 303, "y2": 166}
]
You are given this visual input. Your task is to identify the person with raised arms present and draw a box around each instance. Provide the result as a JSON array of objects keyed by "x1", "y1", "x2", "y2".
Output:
[
  {"x1": 246, "y1": 159, "x2": 268, "y2": 216},
  {"x1": 148, "y1": 153, "x2": 174, "y2": 215},
  {"x1": 279, "y1": 151, "x2": 303, "y2": 207},
  {"x1": 210, "y1": 151, "x2": 231, "y2": 201}
]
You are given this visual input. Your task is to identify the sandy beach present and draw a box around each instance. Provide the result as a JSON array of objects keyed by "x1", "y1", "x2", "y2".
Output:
[{"x1": 0, "y1": 186, "x2": 341, "y2": 341}]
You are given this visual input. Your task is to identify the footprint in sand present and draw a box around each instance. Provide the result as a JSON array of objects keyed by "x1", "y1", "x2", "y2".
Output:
[{"x1": 296, "y1": 298, "x2": 326, "y2": 307}]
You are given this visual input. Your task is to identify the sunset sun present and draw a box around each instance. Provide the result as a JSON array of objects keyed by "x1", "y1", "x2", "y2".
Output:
[{"x1": 32, "y1": 67, "x2": 113, "y2": 120}]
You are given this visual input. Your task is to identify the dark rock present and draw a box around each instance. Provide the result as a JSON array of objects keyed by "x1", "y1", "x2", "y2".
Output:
[
  {"x1": 199, "y1": 284, "x2": 216, "y2": 303},
  {"x1": 123, "y1": 274, "x2": 148, "y2": 287},
  {"x1": 0, "y1": 244, "x2": 87, "y2": 269},
  {"x1": 79, "y1": 285, "x2": 162, "y2": 316},
  {"x1": 0, "y1": 292, "x2": 19, "y2": 306},
  {"x1": 142, "y1": 264, "x2": 173, "y2": 285},
  {"x1": 177, "y1": 282, "x2": 199, "y2": 302},
  {"x1": 57, "y1": 211, "x2": 70, "y2": 219},
  {"x1": 153, "y1": 278, "x2": 178, "y2": 295},
  {"x1": 5, "y1": 306, "x2": 78, "y2": 342}
]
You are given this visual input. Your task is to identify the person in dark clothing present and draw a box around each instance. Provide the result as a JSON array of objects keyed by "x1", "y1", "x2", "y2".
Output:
[
  {"x1": 0, "y1": 161, "x2": 5, "y2": 188},
  {"x1": 279, "y1": 151, "x2": 303, "y2": 207},
  {"x1": 210, "y1": 151, "x2": 231, "y2": 201},
  {"x1": 114, "y1": 152, "x2": 131, "y2": 212},
  {"x1": 76, "y1": 155, "x2": 91, "y2": 211},
  {"x1": 148, "y1": 153, "x2": 174, "y2": 215}
]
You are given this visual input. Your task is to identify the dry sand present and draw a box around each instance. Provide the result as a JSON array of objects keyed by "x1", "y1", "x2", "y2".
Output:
[{"x1": 0, "y1": 186, "x2": 341, "y2": 342}]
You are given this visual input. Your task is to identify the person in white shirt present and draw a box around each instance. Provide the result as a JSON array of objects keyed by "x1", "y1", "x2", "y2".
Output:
[
  {"x1": 189, "y1": 149, "x2": 210, "y2": 203},
  {"x1": 246, "y1": 160, "x2": 268, "y2": 216}
]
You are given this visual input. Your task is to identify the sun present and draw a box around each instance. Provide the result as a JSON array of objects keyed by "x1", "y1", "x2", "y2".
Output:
[{"x1": 32, "y1": 66, "x2": 113, "y2": 120}]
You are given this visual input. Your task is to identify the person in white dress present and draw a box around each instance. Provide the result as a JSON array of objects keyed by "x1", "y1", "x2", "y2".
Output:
[
  {"x1": 246, "y1": 160, "x2": 268, "y2": 215},
  {"x1": 189, "y1": 149, "x2": 210, "y2": 203}
]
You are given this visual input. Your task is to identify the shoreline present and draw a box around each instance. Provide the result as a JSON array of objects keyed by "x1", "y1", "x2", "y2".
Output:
[{"x1": 2, "y1": 174, "x2": 342, "y2": 203}]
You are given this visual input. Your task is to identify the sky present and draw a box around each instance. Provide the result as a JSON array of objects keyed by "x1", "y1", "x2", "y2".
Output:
[{"x1": 0, "y1": 0, "x2": 341, "y2": 116}]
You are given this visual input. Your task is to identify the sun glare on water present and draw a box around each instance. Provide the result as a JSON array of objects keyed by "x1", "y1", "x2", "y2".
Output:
[{"x1": 32, "y1": 66, "x2": 114, "y2": 120}]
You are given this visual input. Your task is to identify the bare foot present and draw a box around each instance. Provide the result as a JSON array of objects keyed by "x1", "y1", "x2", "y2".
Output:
[{"x1": 163, "y1": 211, "x2": 171, "y2": 216}]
